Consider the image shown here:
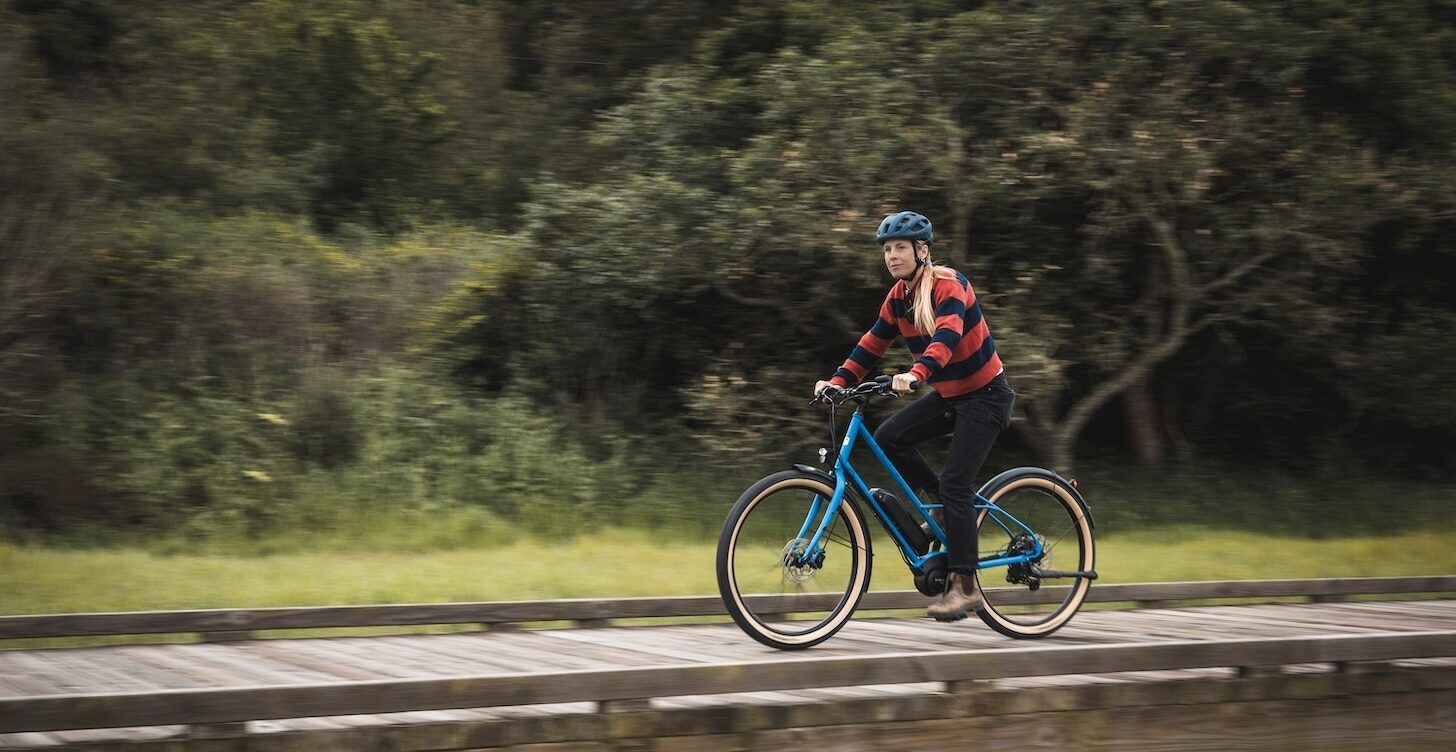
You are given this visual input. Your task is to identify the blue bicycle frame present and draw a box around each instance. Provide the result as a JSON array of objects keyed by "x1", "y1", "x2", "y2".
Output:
[{"x1": 796, "y1": 406, "x2": 1043, "y2": 571}]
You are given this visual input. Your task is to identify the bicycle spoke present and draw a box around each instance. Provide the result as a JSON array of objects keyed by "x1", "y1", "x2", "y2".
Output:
[
  {"x1": 974, "y1": 475, "x2": 1095, "y2": 638},
  {"x1": 717, "y1": 473, "x2": 872, "y2": 649}
]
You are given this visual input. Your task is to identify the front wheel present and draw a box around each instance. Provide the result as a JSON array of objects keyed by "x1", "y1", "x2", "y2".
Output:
[
  {"x1": 975, "y1": 469, "x2": 1095, "y2": 638},
  {"x1": 716, "y1": 470, "x2": 872, "y2": 649}
]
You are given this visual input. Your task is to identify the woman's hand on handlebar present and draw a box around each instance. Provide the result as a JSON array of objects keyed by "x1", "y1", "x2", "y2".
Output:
[
  {"x1": 814, "y1": 379, "x2": 837, "y2": 400},
  {"x1": 891, "y1": 372, "x2": 920, "y2": 394}
]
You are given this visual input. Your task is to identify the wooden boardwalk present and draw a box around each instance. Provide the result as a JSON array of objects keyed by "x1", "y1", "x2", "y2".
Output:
[{"x1": 1, "y1": 581, "x2": 1454, "y2": 750}]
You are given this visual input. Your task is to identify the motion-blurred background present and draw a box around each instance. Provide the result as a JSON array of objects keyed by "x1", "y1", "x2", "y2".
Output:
[{"x1": 1, "y1": 2, "x2": 1452, "y2": 599}]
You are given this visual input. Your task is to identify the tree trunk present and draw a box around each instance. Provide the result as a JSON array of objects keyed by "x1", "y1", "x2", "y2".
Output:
[
  {"x1": 1045, "y1": 428, "x2": 1076, "y2": 477},
  {"x1": 1124, "y1": 376, "x2": 1165, "y2": 466},
  {"x1": 951, "y1": 203, "x2": 972, "y2": 269}
]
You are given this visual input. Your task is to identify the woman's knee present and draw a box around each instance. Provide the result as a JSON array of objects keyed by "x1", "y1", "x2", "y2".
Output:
[
  {"x1": 873, "y1": 421, "x2": 907, "y2": 450},
  {"x1": 938, "y1": 478, "x2": 974, "y2": 503}
]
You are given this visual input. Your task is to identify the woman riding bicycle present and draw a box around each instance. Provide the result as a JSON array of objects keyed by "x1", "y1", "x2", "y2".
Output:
[{"x1": 814, "y1": 210, "x2": 1015, "y2": 622}]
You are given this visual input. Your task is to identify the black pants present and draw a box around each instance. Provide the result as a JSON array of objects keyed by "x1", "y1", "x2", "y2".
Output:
[{"x1": 873, "y1": 373, "x2": 1015, "y2": 575}]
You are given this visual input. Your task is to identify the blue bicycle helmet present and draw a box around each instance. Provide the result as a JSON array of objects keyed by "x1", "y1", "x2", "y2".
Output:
[{"x1": 875, "y1": 211, "x2": 934, "y2": 244}]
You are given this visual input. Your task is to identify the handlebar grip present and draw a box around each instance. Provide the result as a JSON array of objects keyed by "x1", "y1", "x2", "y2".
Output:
[
  {"x1": 873, "y1": 374, "x2": 922, "y2": 391},
  {"x1": 812, "y1": 384, "x2": 844, "y2": 403}
]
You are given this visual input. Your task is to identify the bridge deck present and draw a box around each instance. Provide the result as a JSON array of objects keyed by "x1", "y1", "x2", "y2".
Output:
[{"x1": 1, "y1": 598, "x2": 1453, "y2": 748}]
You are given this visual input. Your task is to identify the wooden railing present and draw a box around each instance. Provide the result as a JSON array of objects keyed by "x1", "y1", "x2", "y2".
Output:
[
  {"x1": 3, "y1": 576, "x2": 1454, "y2": 641},
  {"x1": 0, "y1": 577, "x2": 1453, "y2": 735},
  {"x1": 1, "y1": 630, "x2": 1453, "y2": 734}
]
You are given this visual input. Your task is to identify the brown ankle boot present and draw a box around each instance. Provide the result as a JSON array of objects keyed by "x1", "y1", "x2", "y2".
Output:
[{"x1": 926, "y1": 572, "x2": 983, "y2": 622}]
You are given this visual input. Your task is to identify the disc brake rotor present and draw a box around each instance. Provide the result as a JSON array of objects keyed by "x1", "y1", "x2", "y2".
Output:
[{"x1": 779, "y1": 538, "x2": 823, "y2": 584}]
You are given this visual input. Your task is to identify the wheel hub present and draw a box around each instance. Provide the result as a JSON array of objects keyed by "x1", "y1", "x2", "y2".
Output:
[
  {"x1": 780, "y1": 538, "x2": 824, "y2": 584},
  {"x1": 1004, "y1": 533, "x2": 1047, "y2": 588}
]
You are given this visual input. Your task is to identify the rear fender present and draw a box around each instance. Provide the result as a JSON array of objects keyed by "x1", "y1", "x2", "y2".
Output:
[{"x1": 978, "y1": 466, "x2": 1094, "y2": 529}]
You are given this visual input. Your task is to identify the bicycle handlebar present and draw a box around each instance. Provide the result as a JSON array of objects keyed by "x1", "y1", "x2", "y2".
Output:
[{"x1": 813, "y1": 374, "x2": 920, "y2": 405}]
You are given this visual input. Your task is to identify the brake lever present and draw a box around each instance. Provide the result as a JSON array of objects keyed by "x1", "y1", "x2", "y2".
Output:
[{"x1": 811, "y1": 386, "x2": 844, "y2": 405}]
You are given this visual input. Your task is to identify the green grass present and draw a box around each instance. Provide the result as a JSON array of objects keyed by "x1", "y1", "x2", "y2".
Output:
[
  {"x1": 1094, "y1": 526, "x2": 1456, "y2": 582},
  {"x1": 3, "y1": 526, "x2": 1453, "y2": 617},
  {"x1": 0, "y1": 529, "x2": 714, "y2": 615}
]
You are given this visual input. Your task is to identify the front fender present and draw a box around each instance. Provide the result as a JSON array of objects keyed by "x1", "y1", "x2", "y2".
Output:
[{"x1": 792, "y1": 463, "x2": 836, "y2": 488}]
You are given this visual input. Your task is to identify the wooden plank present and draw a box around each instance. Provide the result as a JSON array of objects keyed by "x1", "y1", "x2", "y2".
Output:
[
  {"x1": 1319, "y1": 600, "x2": 1456, "y2": 626},
  {"x1": 268, "y1": 639, "x2": 444, "y2": 680},
  {"x1": 841, "y1": 620, "x2": 993, "y2": 655},
  {"x1": 808, "y1": 618, "x2": 984, "y2": 655},
  {"x1": 1235, "y1": 603, "x2": 1419, "y2": 633},
  {"x1": 0, "y1": 672, "x2": 53, "y2": 698},
  {"x1": 1249, "y1": 601, "x2": 1452, "y2": 634},
  {"x1": 1127, "y1": 607, "x2": 1322, "y2": 640},
  {"x1": 5, "y1": 576, "x2": 1454, "y2": 640},
  {"x1": 2, "y1": 651, "x2": 154, "y2": 696},
  {"x1": 535, "y1": 628, "x2": 725, "y2": 665},
  {"x1": 68, "y1": 646, "x2": 224, "y2": 694},
  {"x1": 645, "y1": 624, "x2": 826, "y2": 661},
  {"x1": 44, "y1": 725, "x2": 181, "y2": 747},
  {"x1": 0, "y1": 652, "x2": 96, "y2": 695},
  {"x1": 254, "y1": 640, "x2": 458, "y2": 684},
  {"x1": 429, "y1": 633, "x2": 597, "y2": 673},
  {"x1": 1, "y1": 629, "x2": 1452, "y2": 733},
  {"x1": 611, "y1": 625, "x2": 792, "y2": 663},
  {"x1": 316, "y1": 637, "x2": 475, "y2": 679},
  {"x1": 5, "y1": 599, "x2": 1440, "y2": 699},
  {"x1": 0, "y1": 732, "x2": 62, "y2": 749},
  {"x1": 1075, "y1": 609, "x2": 1227, "y2": 642},
  {"x1": 127, "y1": 643, "x2": 297, "y2": 690},
  {"x1": 170, "y1": 644, "x2": 328, "y2": 687},
  {"x1": 462, "y1": 631, "x2": 661, "y2": 672}
]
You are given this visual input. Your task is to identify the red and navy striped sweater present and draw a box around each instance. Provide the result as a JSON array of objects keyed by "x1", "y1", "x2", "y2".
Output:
[{"x1": 828, "y1": 268, "x2": 1003, "y2": 398}]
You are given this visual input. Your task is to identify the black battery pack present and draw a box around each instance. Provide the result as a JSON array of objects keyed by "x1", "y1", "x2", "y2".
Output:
[{"x1": 871, "y1": 487, "x2": 930, "y2": 555}]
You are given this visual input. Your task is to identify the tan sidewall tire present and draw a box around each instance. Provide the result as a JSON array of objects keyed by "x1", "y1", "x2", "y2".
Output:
[
  {"x1": 975, "y1": 475, "x2": 1094, "y2": 638},
  {"x1": 717, "y1": 473, "x2": 872, "y2": 649}
]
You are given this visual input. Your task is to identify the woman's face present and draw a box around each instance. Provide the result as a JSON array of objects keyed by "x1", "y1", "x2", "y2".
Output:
[{"x1": 883, "y1": 239, "x2": 922, "y2": 279}]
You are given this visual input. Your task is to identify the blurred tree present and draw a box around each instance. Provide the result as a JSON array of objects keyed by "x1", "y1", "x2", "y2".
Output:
[
  {"x1": 5, "y1": 0, "x2": 1456, "y2": 536},
  {"x1": 7, "y1": 0, "x2": 456, "y2": 231},
  {"x1": 440, "y1": 0, "x2": 1456, "y2": 474},
  {"x1": 367, "y1": 0, "x2": 524, "y2": 222},
  {"x1": 0, "y1": 8, "x2": 108, "y2": 431},
  {"x1": 922, "y1": 1, "x2": 1418, "y2": 471}
]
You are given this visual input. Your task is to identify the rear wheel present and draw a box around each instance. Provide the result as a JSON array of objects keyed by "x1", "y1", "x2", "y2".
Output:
[
  {"x1": 975, "y1": 472, "x2": 1094, "y2": 638},
  {"x1": 716, "y1": 470, "x2": 872, "y2": 649}
]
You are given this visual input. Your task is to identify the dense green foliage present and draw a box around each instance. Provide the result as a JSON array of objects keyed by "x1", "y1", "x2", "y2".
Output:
[{"x1": 1, "y1": 0, "x2": 1453, "y2": 541}]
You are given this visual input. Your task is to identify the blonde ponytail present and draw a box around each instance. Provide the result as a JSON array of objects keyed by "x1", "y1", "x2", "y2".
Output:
[{"x1": 911, "y1": 259, "x2": 956, "y2": 335}]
